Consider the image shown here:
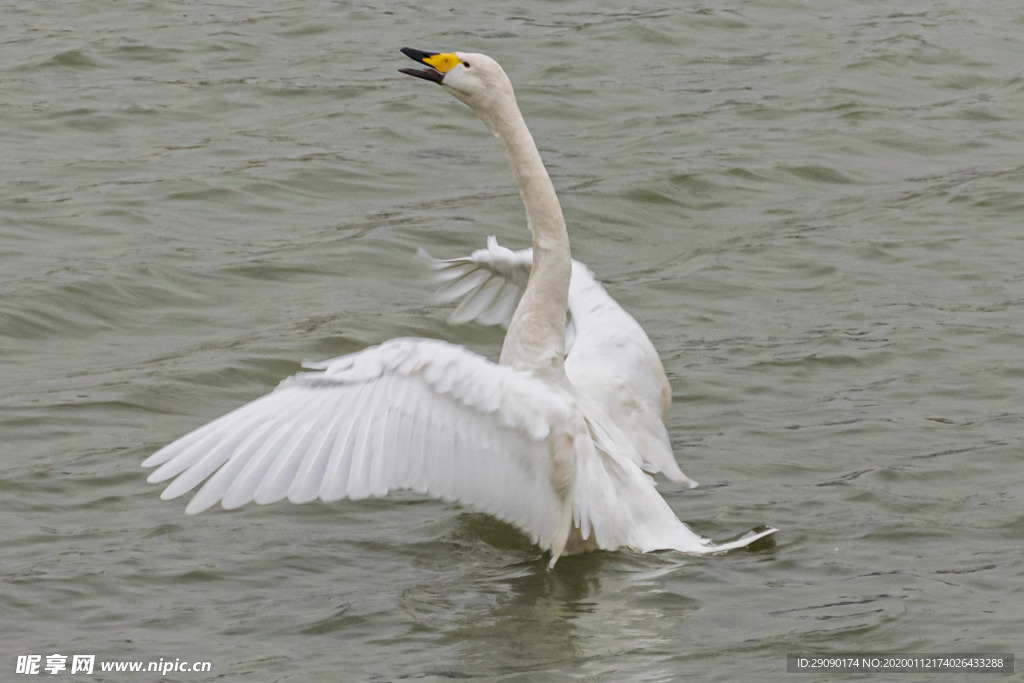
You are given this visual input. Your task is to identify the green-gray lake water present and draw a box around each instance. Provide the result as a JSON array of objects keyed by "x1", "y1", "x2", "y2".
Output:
[{"x1": 3, "y1": 1, "x2": 1023, "y2": 680}]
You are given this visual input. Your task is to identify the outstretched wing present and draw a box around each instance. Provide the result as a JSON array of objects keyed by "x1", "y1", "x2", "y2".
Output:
[
  {"x1": 143, "y1": 338, "x2": 574, "y2": 555},
  {"x1": 417, "y1": 236, "x2": 531, "y2": 327}
]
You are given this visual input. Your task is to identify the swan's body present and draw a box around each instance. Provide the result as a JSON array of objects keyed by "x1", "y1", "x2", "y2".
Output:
[
  {"x1": 420, "y1": 238, "x2": 696, "y2": 487},
  {"x1": 143, "y1": 49, "x2": 776, "y2": 565}
]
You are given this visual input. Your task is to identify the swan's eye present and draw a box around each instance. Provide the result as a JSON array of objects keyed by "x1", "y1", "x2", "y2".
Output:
[{"x1": 462, "y1": 61, "x2": 471, "y2": 68}]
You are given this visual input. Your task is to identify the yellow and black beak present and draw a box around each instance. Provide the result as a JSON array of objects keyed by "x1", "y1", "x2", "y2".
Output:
[{"x1": 399, "y1": 47, "x2": 460, "y2": 84}]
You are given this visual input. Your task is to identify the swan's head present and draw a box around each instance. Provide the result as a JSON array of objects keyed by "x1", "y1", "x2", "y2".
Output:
[{"x1": 399, "y1": 48, "x2": 514, "y2": 113}]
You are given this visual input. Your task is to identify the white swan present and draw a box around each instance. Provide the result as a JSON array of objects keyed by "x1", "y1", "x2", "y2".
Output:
[
  {"x1": 143, "y1": 48, "x2": 776, "y2": 566},
  {"x1": 419, "y1": 238, "x2": 698, "y2": 488}
]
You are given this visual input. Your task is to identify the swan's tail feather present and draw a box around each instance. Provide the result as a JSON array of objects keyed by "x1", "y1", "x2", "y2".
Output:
[{"x1": 695, "y1": 524, "x2": 778, "y2": 553}]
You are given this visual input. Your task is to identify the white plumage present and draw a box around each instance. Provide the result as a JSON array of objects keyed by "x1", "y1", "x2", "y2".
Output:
[
  {"x1": 144, "y1": 49, "x2": 776, "y2": 565},
  {"x1": 419, "y1": 237, "x2": 697, "y2": 488}
]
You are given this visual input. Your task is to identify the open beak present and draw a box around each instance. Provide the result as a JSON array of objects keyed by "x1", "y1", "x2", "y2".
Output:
[{"x1": 399, "y1": 47, "x2": 455, "y2": 84}]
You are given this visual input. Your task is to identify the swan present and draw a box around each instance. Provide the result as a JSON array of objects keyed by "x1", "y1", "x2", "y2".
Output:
[
  {"x1": 143, "y1": 48, "x2": 777, "y2": 566},
  {"x1": 419, "y1": 238, "x2": 698, "y2": 488}
]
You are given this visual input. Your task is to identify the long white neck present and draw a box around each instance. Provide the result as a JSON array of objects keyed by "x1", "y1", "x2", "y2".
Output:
[{"x1": 477, "y1": 90, "x2": 571, "y2": 380}]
